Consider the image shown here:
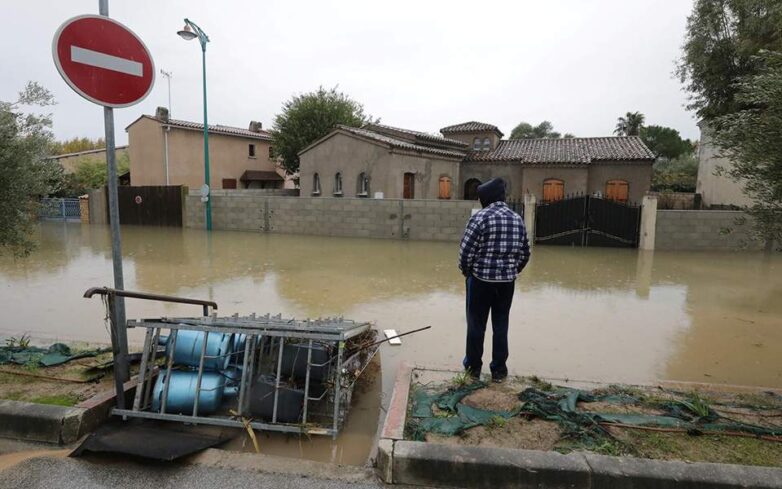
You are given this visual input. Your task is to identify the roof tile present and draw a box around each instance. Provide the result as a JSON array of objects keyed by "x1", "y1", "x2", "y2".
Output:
[
  {"x1": 440, "y1": 121, "x2": 504, "y2": 137},
  {"x1": 466, "y1": 137, "x2": 655, "y2": 163}
]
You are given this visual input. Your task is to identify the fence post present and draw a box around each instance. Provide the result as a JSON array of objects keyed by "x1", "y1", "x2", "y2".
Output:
[
  {"x1": 523, "y1": 193, "x2": 536, "y2": 246},
  {"x1": 60, "y1": 198, "x2": 66, "y2": 221},
  {"x1": 639, "y1": 193, "x2": 658, "y2": 251}
]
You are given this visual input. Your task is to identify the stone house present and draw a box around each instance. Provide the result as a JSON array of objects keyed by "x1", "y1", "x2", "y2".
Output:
[
  {"x1": 126, "y1": 108, "x2": 291, "y2": 190},
  {"x1": 299, "y1": 121, "x2": 655, "y2": 203}
]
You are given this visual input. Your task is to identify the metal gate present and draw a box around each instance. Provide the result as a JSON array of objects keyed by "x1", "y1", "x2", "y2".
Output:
[
  {"x1": 535, "y1": 195, "x2": 641, "y2": 247},
  {"x1": 117, "y1": 186, "x2": 184, "y2": 226},
  {"x1": 39, "y1": 198, "x2": 81, "y2": 221}
]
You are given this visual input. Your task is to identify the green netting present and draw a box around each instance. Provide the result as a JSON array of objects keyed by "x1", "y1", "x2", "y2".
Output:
[
  {"x1": 0, "y1": 343, "x2": 109, "y2": 367},
  {"x1": 407, "y1": 381, "x2": 782, "y2": 445},
  {"x1": 408, "y1": 382, "x2": 520, "y2": 440},
  {"x1": 519, "y1": 387, "x2": 782, "y2": 442}
]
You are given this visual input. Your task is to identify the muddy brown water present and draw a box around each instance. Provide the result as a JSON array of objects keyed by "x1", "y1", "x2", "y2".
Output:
[{"x1": 0, "y1": 222, "x2": 780, "y2": 465}]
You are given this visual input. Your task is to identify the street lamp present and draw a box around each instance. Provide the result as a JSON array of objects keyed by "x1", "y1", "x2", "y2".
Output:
[{"x1": 178, "y1": 18, "x2": 212, "y2": 231}]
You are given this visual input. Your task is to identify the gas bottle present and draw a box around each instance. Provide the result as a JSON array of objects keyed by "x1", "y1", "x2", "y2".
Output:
[
  {"x1": 163, "y1": 330, "x2": 235, "y2": 370},
  {"x1": 152, "y1": 369, "x2": 235, "y2": 415}
]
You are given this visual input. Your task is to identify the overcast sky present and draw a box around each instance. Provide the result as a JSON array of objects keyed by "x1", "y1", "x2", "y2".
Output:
[{"x1": 2, "y1": 0, "x2": 698, "y2": 146}]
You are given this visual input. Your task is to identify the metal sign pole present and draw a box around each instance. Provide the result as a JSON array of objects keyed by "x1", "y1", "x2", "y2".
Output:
[{"x1": 99, "y1": 0, "x2": 130, "y2": 406}]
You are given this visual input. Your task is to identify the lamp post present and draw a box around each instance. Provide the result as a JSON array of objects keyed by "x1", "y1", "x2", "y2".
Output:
[{"x1": 178, "y1": 19, "x2": 212, "y2": 231}]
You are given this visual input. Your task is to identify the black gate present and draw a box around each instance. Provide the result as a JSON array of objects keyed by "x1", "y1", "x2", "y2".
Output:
[
  {"x1": 115, "y1": 186, "x2": 185, "y2": 226},
  {"x1": 535, "y1": 195, "x2": 641, "y2": 247}
]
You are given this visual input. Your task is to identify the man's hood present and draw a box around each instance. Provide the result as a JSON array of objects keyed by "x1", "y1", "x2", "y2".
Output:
[{"x1": 477, "y1": 178, "x2": 506, "y2": 208}]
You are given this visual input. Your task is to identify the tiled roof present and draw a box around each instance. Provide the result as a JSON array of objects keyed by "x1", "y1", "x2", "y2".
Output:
[
  {"x1": 49, "y1": 145, "x2": 128, "y2": 159},
  {"x1": 165, "y1": 118, "x2": 272, "y2": 140},
  {"x1": 240, "y1": 170, "x2": 283, "y2": 181},
  {"x1": 466, "y1": 137, "x2": 655, "y2": 163},
  {"x1": 336, "y1": 125, "x2": 467, "y2": 158},
  {"x1": 440, "y1": 121, "x2": 504, "y2": 137},
  {"x1": 366, "y1": 123, "x2": 468, "y2": 147}
]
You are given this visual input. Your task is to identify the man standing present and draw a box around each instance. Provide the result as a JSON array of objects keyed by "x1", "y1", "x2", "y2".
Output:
[{"x1": 458, "y1": 178, "x2": 530, "y2": 383}]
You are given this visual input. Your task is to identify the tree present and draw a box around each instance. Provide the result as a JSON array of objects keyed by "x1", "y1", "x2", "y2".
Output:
[
  {"x1": 270, "y1": 86, "x2": 372, "y2": 174},
  {"x1": 651, "y1": 153, "x2": 699, "y2": 192},
  {"x1": 50, "y1": 136, "x2": 105, "y2": 155},
  {"x1": 677, "y1": 0, "x2": 782, "y2": 120},
  {"x1": 712, "y1": 51, "x2": 782, "y2": 247},
  {"x1": 614, "y1": 112, "x2": 645, "y2": 136},
  {"x1": 0, "y1": 82, "x2": 63, "y2": 255},
  {"x1": 73, "y1": 151, "x2": 130, "y2": 190},
  {"x1": 509, "y1": 121, "x2": 566, "y2": 139},
  {"x1": 640, "y1": 125, "x2": 694, "y2": 159}
]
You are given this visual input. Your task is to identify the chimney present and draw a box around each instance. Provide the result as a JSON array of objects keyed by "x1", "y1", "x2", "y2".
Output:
[
  {"x1": 155, "y1": 106, "x2": 170, "y2": 122},
  {"x1": 249, "y1": 121, "x2": 263, "y2": 133}
]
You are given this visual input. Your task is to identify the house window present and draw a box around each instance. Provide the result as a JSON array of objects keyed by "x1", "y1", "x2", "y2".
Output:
[
  {"x1": 222, "y1": 178, "x2": 237, "y2": 189},
  {"x1": 606, "y1": 179, "x2": 629, "y2": 203},
  {"x1": 542, "y1": 178, "x2": 565, "y2": 202},
  {"x1": 334, "y1": 172, "x2": 343, "y2": 196},
  {"x1": 403, "y1": 172, "x2": 415, "y2": 199},
  {"x1": 357, "y1": 172, "x2": 369, "y2": 197},
  {"x1": 248, "y1": 144, "x2": 256, "y2": 158},
  {"x1": 473, "y1": 137, "x2": 482, "y2": 151},
  {"x1": 268, "y1": 146, "x2": 275, "y2": 159},
  {"x1": 482, "y1": 138, "x2": 491, "y2": 151},
  {"x1": 312, "y1": 173, "x2": 321, "y2": 195},
  {"x1": 438, "y1": 176, "x2": 452, "y2": 199}
]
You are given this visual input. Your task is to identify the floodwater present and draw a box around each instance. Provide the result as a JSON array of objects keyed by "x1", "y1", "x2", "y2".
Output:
[{"x1": 1, "y1": 222, "x2": 781, "y2": 463}]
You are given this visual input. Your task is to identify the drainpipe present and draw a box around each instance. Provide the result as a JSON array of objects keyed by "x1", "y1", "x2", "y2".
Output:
[{"x1": 163, "y1": 125, "x2": 171, "y2": 185}]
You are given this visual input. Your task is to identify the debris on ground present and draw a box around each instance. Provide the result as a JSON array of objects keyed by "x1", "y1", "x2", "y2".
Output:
[{"x1": 407, "y1": 374, "x2": 782, "y2": 467}]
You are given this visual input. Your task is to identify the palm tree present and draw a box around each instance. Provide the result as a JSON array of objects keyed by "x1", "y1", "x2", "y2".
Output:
[{"x1": 614, "y1": 112, "x2": 645, "y2": 136}]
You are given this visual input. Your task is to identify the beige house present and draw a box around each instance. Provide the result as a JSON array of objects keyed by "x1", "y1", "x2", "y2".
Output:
[
  {"x1": 695, "y1": 121, "x2": 752, "y2": 208},
  {"x1": 49, "y1": 146, "x2": 128, "y2": 174},
  {"x1": 298, "y1": 124, "x2": 465, "y2": 200},
  {"x1": 299, "y1": 121, "x2": 655, "y2": 203},
  {"x1": 126, "y1": 108, "x2": 290, "y2": 190}
]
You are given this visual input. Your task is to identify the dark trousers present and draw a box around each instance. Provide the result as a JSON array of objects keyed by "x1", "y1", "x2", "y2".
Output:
[{"x1": 463, "y1": 276, "x2": 515, "y2": 378}]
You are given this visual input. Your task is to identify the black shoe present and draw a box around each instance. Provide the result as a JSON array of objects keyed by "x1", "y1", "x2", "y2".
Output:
[{"x1": 491, "y1": 373, "x2": 507, "y2": 384}]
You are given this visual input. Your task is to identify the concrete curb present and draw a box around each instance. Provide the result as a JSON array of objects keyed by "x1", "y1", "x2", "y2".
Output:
[
  {"x1": 376, "y1": 365, "x2": 782, "y2": 488},
  {"x1": 0, "y1": 377, "x2": 137, "y2": 445}
]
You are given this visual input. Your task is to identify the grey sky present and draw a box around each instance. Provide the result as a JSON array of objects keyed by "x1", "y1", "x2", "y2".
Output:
[{"x1": 1, "y1": 0, "x2": 698, "y2": 146}]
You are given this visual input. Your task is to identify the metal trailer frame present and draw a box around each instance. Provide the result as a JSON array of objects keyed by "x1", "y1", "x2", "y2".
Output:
[{"x1": 84, "y1": 287, "x2": 376, "y2": 438}]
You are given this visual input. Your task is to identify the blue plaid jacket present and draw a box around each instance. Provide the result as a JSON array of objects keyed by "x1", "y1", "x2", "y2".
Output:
[{"x1": 458, "y1": 202, "x2": 530, "y2": 282}]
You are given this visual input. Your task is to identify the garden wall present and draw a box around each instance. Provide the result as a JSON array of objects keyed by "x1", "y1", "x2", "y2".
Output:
[{"x1": 655, "y1": 210, "x2": 765, "y2": 251}]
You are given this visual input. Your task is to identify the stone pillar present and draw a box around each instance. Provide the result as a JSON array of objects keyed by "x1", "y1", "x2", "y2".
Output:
[
  {"x1": 639, "y1": 193, "x2": 658, "y2": 251},
  {"x1": 79, "y1": 195, "x2": 90, "y2": 224},
  {"x1": 523, "y1": 193, "x2": 536, "y2": 246}
]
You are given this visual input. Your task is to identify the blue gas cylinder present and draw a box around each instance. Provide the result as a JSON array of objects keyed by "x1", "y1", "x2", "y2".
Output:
[
  {"x1": 166, "y1": 330, "x2": 234, "y2": 370},
  {"x1": 152, "y1": 370, "x2": 228, "y2": 415}
]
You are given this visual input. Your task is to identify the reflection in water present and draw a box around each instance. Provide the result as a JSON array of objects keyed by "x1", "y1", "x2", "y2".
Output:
[{"x1": 1, "y1": 222, "x2": 780, "y2": 462}]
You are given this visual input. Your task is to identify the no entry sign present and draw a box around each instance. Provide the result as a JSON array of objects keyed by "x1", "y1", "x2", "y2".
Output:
[{"x1": 52, "y1": 15, "x2": 154, "y2": 107}]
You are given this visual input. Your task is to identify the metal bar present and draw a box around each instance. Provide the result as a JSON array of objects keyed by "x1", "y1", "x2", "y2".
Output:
[
  {"x1": 272, "y1": 337, "x2": 284, "y2": 423},
  {"x1": 128, "y1": 321, "x2": 368, "y2": 342},
  {"x1": 302, "y1": 339, "x2": 313, "y2": 423},
  {"x1": 203, "y1": 304, "x2": 209, "y2": 317},
  {"x1": 192, "y1": 332, "x2": 209, "y2": 418},
  {"x1": 236, "y1": 335, "x2": 251, "y2": 416},
  {"x1": 160, "y1": 329, "x2": 177, "y2": 413},
  {"x1": 243, "y1": 335, "x2": 257, "y2": 414},
  {"x1": 142, "y1": 328, "x2": 161, "y2": 410},
  {"x1": 132, "y1": 328, "x2": 154, "y2": 412},
  {"x1": 84, "y1": 287, "x2": 217, "y2": 311},
  {"x1": 111, "y1": 408, "x2": 335, "y2": 436},
  {"x1": 332, "y1": 340, "x2": 344, "y2": 439}
]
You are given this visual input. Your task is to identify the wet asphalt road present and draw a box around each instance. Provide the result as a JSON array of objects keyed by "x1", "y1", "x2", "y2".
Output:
[{"x1": 0, "y1": 456, "x2": 395, "y2": 489}]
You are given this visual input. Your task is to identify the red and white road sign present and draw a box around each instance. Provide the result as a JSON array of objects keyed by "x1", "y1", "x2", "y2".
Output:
[{"x1": 52, "y1": 15, "x2": 155, "y2": 108}]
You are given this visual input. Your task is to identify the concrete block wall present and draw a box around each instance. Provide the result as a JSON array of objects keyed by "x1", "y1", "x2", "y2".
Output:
[
  {"x1": 655, "y1": 210, "x2": 764, "y2": 251},
  {"x1": 186, "y1": 192, "x2": 478, "y2": 241}
]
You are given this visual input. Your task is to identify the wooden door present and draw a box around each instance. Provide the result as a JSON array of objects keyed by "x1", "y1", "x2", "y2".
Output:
[
  {"x1": 542, "y1": 179, "x2": 564, "y2": 202},
  {"x1": 605, "y1": 180, "x2": 629, "y2": 203},
  {"x1": 438, "y1": 176, "x2": 451, "y2": 199},
  {"x1": 222, "y1": 178, "x2": 237, "y2": 189},
  {"x1": 403, "y1": 172, "x2": 415, "y2": 199}
]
